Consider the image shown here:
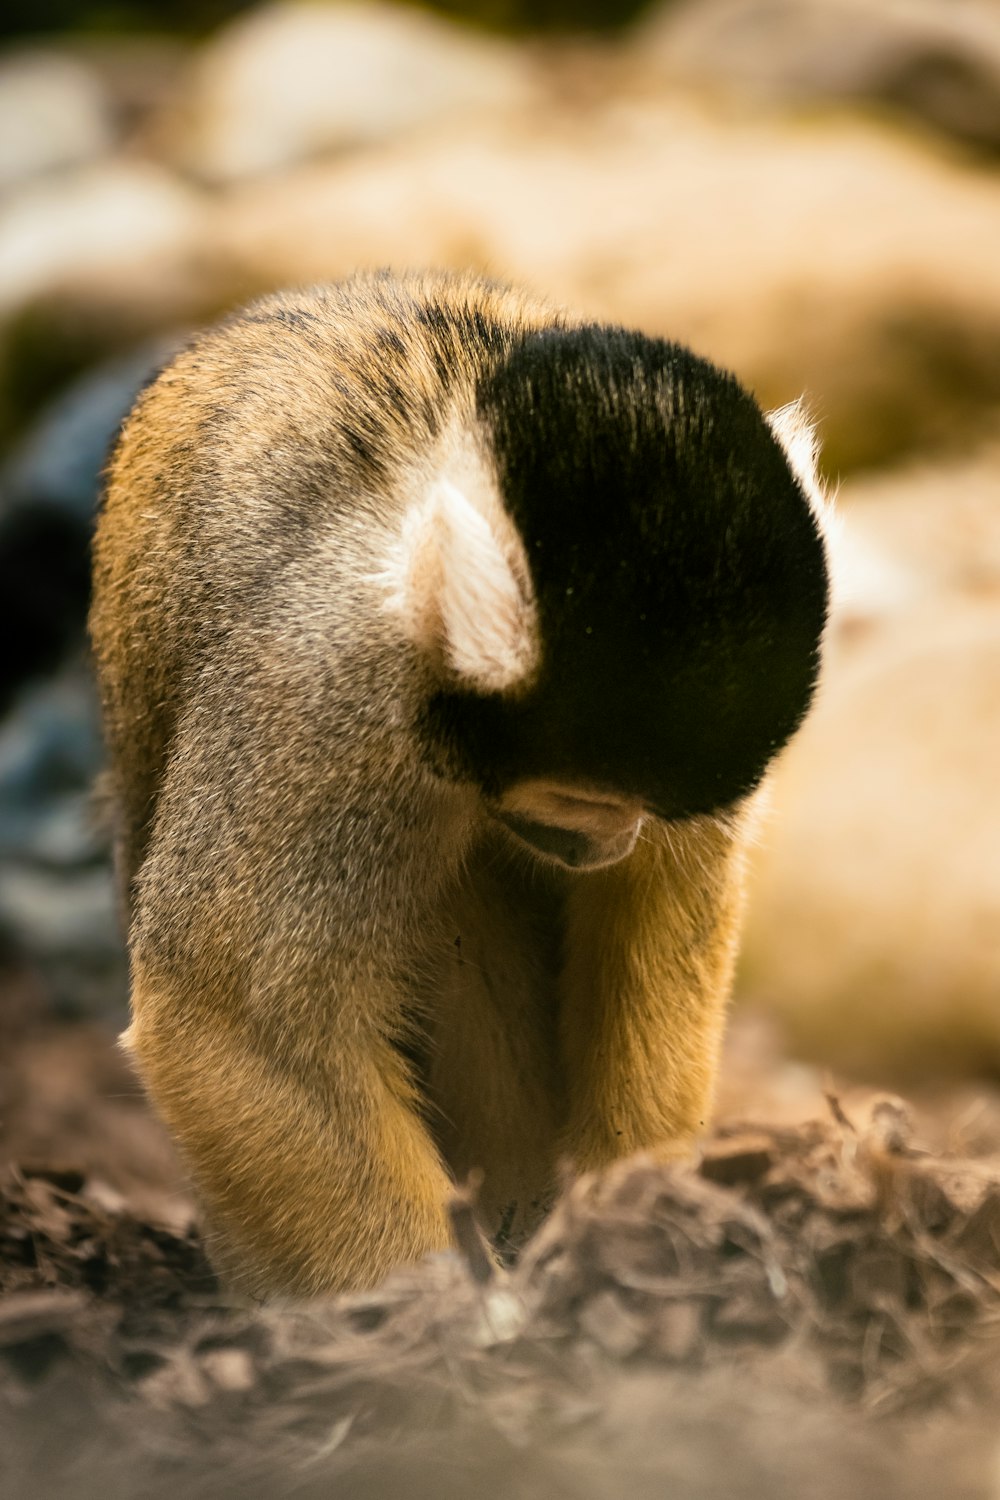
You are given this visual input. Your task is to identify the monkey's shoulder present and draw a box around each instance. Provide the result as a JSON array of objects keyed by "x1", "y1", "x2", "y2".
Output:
[{"x1": 106, "y1": 272, "x2": 558, "y2": 518}]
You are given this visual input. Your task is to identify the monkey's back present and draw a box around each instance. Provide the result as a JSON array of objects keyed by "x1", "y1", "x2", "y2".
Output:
[
  {"x1": 91, "y1": 272, "x2": 559, "y2": 895},
  {"x1": 87, "y1": 272, "x2": 831, "y2": 1297}
]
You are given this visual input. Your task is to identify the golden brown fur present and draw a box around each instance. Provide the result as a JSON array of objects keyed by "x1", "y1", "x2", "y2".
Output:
[{"x1": 91, "y1": 270, "x2": 804, "y2": 1297}]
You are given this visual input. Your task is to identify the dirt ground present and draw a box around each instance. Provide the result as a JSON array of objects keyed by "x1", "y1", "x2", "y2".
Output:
[{"x1": 3, "y1": 955, "x2": 1000, "y2": 1499}]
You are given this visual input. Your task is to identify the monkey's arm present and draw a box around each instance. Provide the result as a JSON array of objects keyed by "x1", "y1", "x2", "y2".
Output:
[
  {"x1": 125, "y1": 956, "x2": 453, "y2": 1298},
  {"x1": 121, "y1": 690, "x2": 464, "y2": 1300},
  {"x1": 557, "y1": 815, "x2": 749, "y2": 1170}
]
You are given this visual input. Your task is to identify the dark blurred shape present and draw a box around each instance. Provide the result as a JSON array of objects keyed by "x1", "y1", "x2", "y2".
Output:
[
  {"x1": 0, "y1": 341, "x2": 173, "y2": 715},
  {"x1": 639, "y1": 0, "x2": 1000, "y2": 156},
  {"x1": 2, "y1": 304, "x2": 140, "y2": 452},
  {"x1": 427, "y1": 0, "x2": 655, "y2": 31},
  {"x1": 0, "y1": 0, "x2": 655, "y2": 40},
  {"x1": 0, "y1": 0, "x2": 252, "y2": 41},
  {"x1": 0, "y1": 513, "x2": 90, "y2": 716},
  {"x1": 0, "y1": 347, "x2": 171, "y2": 1016}
]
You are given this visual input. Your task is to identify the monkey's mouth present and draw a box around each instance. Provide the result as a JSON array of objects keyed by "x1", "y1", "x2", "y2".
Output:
[
  {"x1": 489, "y1": 779, "x2": 646, "y2": 870},
  {"x1": 493, "y1": 810, "x2": 641, "y2": 870}
]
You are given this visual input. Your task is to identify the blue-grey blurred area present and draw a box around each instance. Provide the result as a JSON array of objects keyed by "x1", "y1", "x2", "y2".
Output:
[
  {"x1": 0, "y1": 344, "x2": 171, "y2": 1011},
  {"x1": 0, "y1": 0, "x2": 998, "y2": 1077},
  {"x1": 0, "y1": 342, "x2": 171, "y2": 709}
]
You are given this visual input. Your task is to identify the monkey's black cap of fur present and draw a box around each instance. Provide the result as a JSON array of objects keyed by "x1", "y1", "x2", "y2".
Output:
[{"x1": 429, "y1": 325, "x2": 829, "y2": 819}]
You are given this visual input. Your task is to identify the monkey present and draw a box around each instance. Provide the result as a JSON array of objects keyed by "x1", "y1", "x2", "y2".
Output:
[{"x1": 89, "y1": 269, "x2": 830, "y2": 1298}]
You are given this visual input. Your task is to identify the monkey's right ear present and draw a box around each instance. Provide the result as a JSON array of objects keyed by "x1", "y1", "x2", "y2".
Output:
[{"x1": 381, "y1": 480, "x2": 540, "y2": 694}]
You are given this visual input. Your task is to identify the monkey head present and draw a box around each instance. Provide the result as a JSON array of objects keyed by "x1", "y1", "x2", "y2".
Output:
[{"x1": 385, "y1": 325, "x2": 829, "y2": 871}]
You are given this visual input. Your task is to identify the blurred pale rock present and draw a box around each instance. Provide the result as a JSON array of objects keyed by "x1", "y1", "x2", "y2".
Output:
[
  {"x1": 3, "y1": 53, "x2": 997, "y2": 470},
  {"x1": 168, "y1": 0, "x2": 537, "y2": 183},
  {"x1": 213, "y1": 104, "x2": 1000, "y2": 470},
  {"x1": 0, "y1": 163, "x2": 207, "y2": 319},
  {"x1": 0, "y1": 51, "x2": 115, "y2": 195},
  {"x1": 830, "y1": 448, "x2": 1000, "y2": 631},
  {"x1": 741, "y1": 450, "x2": 1000, "y2": 1078},
  {"x1": 635, "y1": 0, "x2": 1000, "y2": 154}
]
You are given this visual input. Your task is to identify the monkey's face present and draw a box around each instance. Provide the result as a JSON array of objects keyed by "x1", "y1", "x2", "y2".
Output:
[{"x1": 489, "y1": 779, "x2": 645, "y2": 870}]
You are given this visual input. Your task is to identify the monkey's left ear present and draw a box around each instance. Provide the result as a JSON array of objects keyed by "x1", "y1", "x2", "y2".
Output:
[
  {"x1": 381, "y1": 479, "x2": 540, "y2": 694},
  {"x1": 765, "y1": 401, "x2": 834, "y2": 534}
]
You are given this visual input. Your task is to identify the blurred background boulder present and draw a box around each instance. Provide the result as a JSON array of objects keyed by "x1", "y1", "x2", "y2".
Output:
[
  {"x1": 0, "y1": 0, "x2": 997, "y2": 1086},
  {"x1": 0, "y1": 49, "x2": 115, "y2": 192},
  {"x1": 634, "y1": 0, "x2": 1000, "y2": 156},
  {"x1": 160, "y1": 1, "x2": 539, "y2": 183}
]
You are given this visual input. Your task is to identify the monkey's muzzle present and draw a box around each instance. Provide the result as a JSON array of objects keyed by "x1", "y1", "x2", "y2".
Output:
[
  {"x1": 492, "y1": 780, "x2": 645, "y2": 869},
  {"x1": 494, "y1": 809, "x2": 642, "y2": 870}
]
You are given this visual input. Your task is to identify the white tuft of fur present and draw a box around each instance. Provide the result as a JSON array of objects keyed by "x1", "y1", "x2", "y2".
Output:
[
  {"x1": 765, "y1": 399, "x2": 833, "y2": 533},
  {"x1": 383, "y1": 477, "x2": 540, "y2": 693},
  {"x1": 766, "y1": 398, "x2": 854, "y2": 616}
]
